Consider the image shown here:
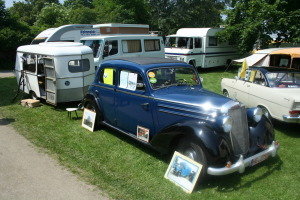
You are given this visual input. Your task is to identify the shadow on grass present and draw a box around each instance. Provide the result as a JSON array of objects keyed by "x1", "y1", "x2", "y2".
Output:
[
  {"x1": 273, "y1": 120, "x2": 300, "y2": 138},
  {"x1": 101, "y1": 126, "x2": 168, "y2": 161},
  {"x1": 196, "y1": 155, "x2": 283, "y2": 192},
  {"x1": 0, "y1": 118, "x2": 16, "y2": 125}
]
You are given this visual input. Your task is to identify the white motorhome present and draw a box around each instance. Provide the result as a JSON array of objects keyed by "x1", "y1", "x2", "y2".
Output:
[
  {"x1": 15, "y1": 42, "x2": 95, "y2": 105},
  {"x1": 31, "y1": 24, "x2": 100, "y2": 44},
  {"x1": 165, "y1": 28, "x2": 240, "y2": 69},
  {"x1": 80, "y1": 34, "x2": 165, "y2": 67}
]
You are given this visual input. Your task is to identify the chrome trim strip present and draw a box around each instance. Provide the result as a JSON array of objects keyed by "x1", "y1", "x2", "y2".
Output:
[
  {"x1": 207, "y1": 141, "x2": 279, "y2": 176},
  {"x1": 282, "y1": 115, "x2": 300, "y2": 123}
]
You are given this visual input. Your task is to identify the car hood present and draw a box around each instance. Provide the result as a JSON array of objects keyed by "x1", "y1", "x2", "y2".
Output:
[{"x1": 152, "y1": 86, "x2": 234, "y2": 111}]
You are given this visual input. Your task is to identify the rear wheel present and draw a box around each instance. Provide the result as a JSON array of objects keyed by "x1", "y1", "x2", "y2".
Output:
[
  {"x1": 223, "y1": 90, "x2": 229, "y2": 97},
  {"x1": 176, "y1": 137, "x2": 207, "y2": 182},
  {"x1": 84, "y1": 99, "x2": 102, "y2": 129},
  {"x1": 259, "y1": 106, "x2": 273, "y2": 121}
]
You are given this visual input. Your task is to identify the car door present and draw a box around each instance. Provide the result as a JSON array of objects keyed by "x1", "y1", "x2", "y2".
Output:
[
  {"x1": 115, "y1": 69, "x2": 155, "y2": 142},
  {"x1": 245, "y1": 70, "x2": 269, "y2": 107},
  {"x1": 94, "y1": 66, "x2": 117, "y2": 125}
]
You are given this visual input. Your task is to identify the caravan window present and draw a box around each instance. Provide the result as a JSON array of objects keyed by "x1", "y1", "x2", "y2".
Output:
[
  {"x1": 68, "y1": 59, "x2": 90, "y2": 73},
  {"x1": 23, "y1": 54, "x2": 36, "y2": 73},
  {"x1": 194, "y1": 38, "x2": 202, "y2": 48},
  {"x1": 165, "y1": 37, "x2": 193, "y2": 49},
  {"x1": 103, "y1": 40, "x2": 118, "y2": 57},
  {"x1": 81, "y1": 40, "x2": 103, "y2": 58},
  {"x1": 208, "y1": 36, "x2": 218, "y2": 46},
  {"x1": 144, "y1": 39, "x2": 161, "y2": 51},
  {"x1": 122, "y1": 40, "x2": 142, "y2": 53},
  {"x1": 270, "y1": 54, "x2": 291, "y2": 67}
]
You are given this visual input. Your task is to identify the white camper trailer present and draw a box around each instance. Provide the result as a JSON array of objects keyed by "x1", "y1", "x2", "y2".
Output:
[
  {"x1": 80, "y1": 34, "x2": 165, "y2": 67},
  {"x1": 164, "y1": 28, "x2": 239, "y2": 69},
  {"x1": 31, "y1": 24, "x2": 100, "y2": 44},
  {"x1": 15, "y1": 42, "x2": 95, "y2": 105},
  {"x1": 31, "y1": 23, "x2": 150, "y2": 45}
]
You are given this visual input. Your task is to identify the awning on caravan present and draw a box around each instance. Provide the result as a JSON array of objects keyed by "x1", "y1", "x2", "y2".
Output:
[
  {"x1": 270, "y1": 48, "x2": 300, "y2": 58},
  {"x1": 233, "y1": 48, "x2": 284, "y2": 66},
  {"x1": 233, "y1": 53, "x2": 268, "y2": 66}
]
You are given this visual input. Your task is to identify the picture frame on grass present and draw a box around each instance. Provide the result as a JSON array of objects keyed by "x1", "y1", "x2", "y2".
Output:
[
  {"x1": 82, "y1": 108, "x2": 96, "y2": 132},
  {"x1": 164, "y1": 151, "x2": 203, "y2": 193}
]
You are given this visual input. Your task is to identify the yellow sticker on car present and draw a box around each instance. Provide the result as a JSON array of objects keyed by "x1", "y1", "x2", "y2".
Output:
[{"x1": 148, "y1": 72, "x2": 155, "y2": 78}]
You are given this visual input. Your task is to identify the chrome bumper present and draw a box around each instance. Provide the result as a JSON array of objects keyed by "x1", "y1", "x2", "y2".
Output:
[
  {"x1": 283, "y1": 115, "x2": 300, "y2": 123},
  {"x1": 207, "y1": 141, "x2": 279, "y2": 176}
]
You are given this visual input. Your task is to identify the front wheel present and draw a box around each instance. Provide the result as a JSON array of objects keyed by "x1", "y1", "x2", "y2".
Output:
[{"x1": 176, "y1": 137, "x2": 207, "y2": 182}]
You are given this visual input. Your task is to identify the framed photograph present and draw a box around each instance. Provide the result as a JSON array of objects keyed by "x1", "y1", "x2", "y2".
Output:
[
  {"x1": 82, "y1": 108, "x2": 96, "y2": 132},
  {"x1": 164, "y1": 151, "x2": 203, "y2": 193},
  {"x1": 136, "y1": 126, "x2": 149, "y2": 142}
]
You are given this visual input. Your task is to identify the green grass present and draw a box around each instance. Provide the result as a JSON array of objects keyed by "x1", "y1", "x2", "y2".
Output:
[{"x1": 0, "y1": 68, "x2": 299, "y2": 200}]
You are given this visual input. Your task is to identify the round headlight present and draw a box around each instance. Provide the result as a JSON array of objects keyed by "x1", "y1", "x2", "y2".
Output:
[
  {"x1": 253, "y1": 107, "x2": 263, "y2": 122},
  {"x1": 222, "y1": 116, "x2": 233, "y2": 133}
]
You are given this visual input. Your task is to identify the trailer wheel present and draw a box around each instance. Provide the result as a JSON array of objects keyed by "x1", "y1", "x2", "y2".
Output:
[
  {"x1": 226, "y1": 59, "x2": 232, "y2": 67},
  {"x1": 30, "y1": 91, "x2": 38, "y2": 100}
]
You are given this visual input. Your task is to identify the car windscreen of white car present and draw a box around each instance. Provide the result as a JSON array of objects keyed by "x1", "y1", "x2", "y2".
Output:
[
  {"x1": 148, "y1": 67, "x2": 200, "y2": 89},
  {"x1": 266, "y1": 72, "x2": 300, "y2": 88}
]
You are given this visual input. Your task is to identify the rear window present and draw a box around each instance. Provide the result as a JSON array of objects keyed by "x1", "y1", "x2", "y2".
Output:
[
  {"x1": 68, "y1": 59, "x2": 90, "y2": 73},
  {"x1": 122, "y1": 40, "x2": 142, "y2": 53},
  {"x1": 144, "y1": 39, "x2": 161, "y2": 51},
  {"x1": 208, "y1": 36, "x2": 218, "y2": 46}
]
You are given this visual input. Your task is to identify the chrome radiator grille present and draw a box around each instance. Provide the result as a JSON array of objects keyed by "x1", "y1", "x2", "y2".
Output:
[{"x1": 228, "y1": 106, "x2": 250, "y2": 155}]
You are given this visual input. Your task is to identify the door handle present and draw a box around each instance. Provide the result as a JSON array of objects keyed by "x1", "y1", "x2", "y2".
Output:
[{"x1": 141, "y1": 103, "x2": 149, "y2": 110}]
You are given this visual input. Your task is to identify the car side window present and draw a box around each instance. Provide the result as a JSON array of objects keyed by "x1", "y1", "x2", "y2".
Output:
[
  {"x1": 103, "y1": 40, "x2": 118, "y2": 57},
  {"x1": 119, "y1": 70, "x2": 145, "y2": 91},
  {"x1": 252, "y1": 71, "x2": 266, "y2": 86},
  {"x1": 99, "y1": 68, "x2": 116, "y2": 85}
]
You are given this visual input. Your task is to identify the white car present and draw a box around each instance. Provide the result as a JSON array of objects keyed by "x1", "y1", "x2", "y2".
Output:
[{"x1": 221, "y1": 67, "x2": 300, "y2": 123}]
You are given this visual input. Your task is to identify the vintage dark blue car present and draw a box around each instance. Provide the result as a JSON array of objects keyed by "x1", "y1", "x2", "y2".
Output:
[{"x1": 83, "y1": 57, "x2": 279, "y2": 179}]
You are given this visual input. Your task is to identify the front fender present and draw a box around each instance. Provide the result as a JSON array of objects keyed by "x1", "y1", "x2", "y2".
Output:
[{"x1": 150, "y1": 120, "x2": 231, "y2": 165}]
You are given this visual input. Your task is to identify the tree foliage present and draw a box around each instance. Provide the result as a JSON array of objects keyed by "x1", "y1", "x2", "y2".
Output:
[
  {"x1": 9, "y1": 0, "x2": 59, "y2": 26},
  {"x1": 93, "y1": 0, "x2": 149, "y2": 24},
  {"x1": 148, "y1": 0, "x2": 224, "y2": 34},
  {"x1": 220, "y1": 0, "x2": 300, "y2": 53}
]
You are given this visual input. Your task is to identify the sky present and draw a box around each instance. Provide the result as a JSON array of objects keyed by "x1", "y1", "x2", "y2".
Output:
[{"x1": 4, "y1": 0, "x2": 65, "y2": 8}]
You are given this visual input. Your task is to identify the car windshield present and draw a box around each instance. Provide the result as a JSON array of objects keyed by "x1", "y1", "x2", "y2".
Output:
[
  {"x1": 148, "y1": 67, "x2": 200, "y2": 89},
  {"x1": 165, "y1": 37, "x2": 193, "y2": 49},
  {"x1": 266, "y1": 72, "x2": 300, "y2": 88}
]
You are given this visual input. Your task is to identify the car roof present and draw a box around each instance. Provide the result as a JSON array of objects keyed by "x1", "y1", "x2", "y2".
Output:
[
  {"x1": 101, "y1": 57, "x2": 190, "y2": 72},
  {"x1": 251, "y1": 66, "x2": 300, "y2": 74}
]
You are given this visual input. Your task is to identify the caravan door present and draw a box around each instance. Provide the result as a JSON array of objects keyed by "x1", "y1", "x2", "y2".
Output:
[
  {"x1": 81, "y1": 54, "x2": 95, "y2": 96},
  {"x1": 193, "y1": 37, "x2": 204, "y2": 67},
  {"x1": 44, "y1": 58, "x2": 57, "y2": 105},
  {"x1": 21, "y1": 54, "x2": 40, "y2": 97}
]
